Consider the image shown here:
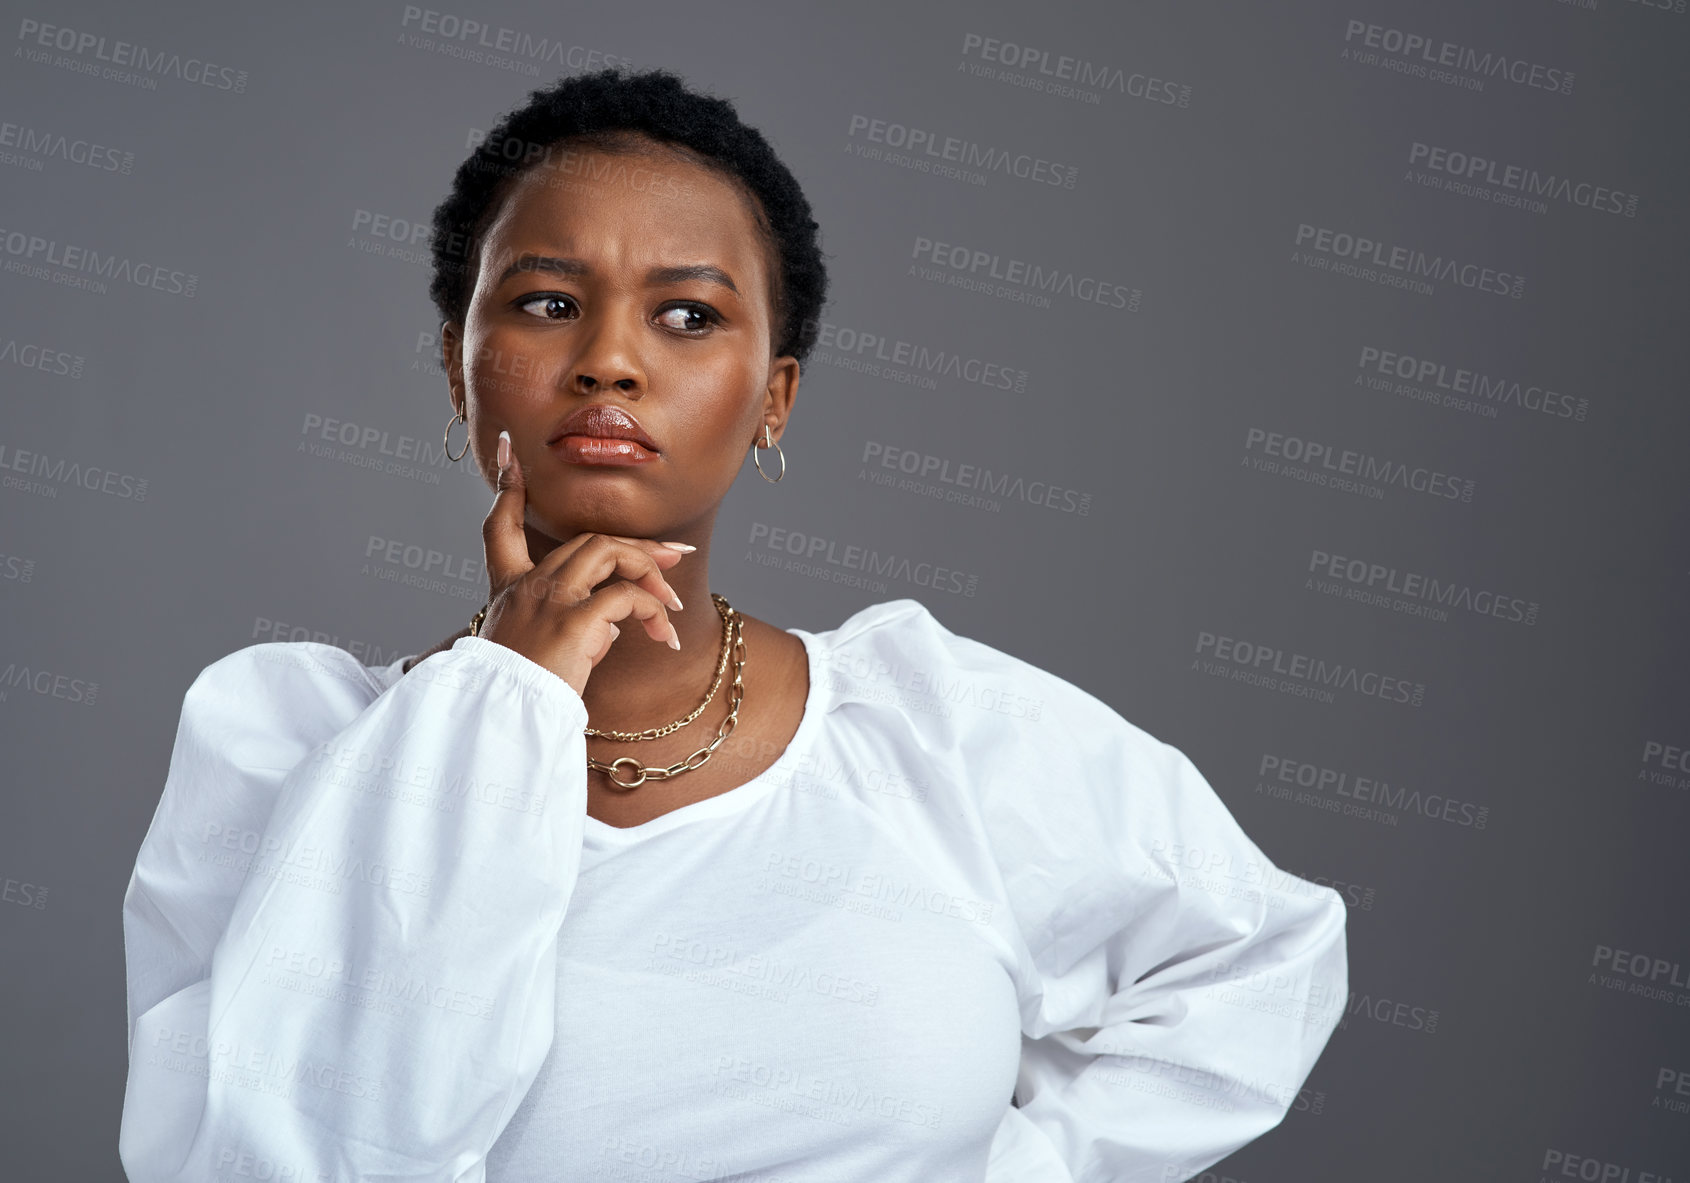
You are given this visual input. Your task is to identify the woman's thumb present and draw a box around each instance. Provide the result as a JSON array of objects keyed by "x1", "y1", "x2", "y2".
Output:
[{"x1": 483, "y1": 429, "x2": 531, "y2": 579}]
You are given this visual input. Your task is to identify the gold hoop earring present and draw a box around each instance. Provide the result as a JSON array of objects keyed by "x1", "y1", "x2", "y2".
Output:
[
  {"x1": 444, "y1": 407, "x2": 470, "y2": 462},
  {"x1": 752, "y1": 422, "x2": 785, "y2": 483}
]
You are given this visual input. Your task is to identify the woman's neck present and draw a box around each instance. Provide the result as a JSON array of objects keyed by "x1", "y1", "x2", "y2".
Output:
[
  {"x1": 402, "y1": 523, "x2": 728, "y2": 716},
  {"x1": 522, "y1": 522, "x2": 728, "y2": 723}
]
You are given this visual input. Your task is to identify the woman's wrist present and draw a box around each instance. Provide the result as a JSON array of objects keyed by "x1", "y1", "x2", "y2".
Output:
[{"x1": 402, "y1": 626, "x2": 474, "y2": 675}]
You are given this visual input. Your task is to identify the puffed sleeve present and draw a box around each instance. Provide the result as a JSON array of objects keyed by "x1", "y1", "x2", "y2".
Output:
[
  {"x1": 970, "y1": 650, "x2": 1349, "y2": 1182},
  {"x1": 118, "y1": 635, "x2": 589, "y2": 1183}
]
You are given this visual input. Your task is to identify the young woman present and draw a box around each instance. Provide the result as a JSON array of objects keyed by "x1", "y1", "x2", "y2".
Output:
[{"x1": 119, "y1": 68, "x2": 1347, "y2": 1183}]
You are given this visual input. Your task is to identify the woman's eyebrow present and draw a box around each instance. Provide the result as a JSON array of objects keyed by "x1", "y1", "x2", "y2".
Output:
[
  {"x1": 497, "y1": 254, "x2": 739, "y2": 295},
  {"x1": 648, "y1": 262, "x2": 740, "y2": 295}
]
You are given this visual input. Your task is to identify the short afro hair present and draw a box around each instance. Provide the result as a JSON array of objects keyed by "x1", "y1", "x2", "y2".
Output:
[{"x1": 427, "y1": 66, "x2": 828, "y2": 368}]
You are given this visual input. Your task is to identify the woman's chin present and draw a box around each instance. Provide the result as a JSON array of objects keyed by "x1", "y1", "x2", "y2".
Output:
[{"x1": 521, "y1": 505, "x2": 647, "y2": 545}]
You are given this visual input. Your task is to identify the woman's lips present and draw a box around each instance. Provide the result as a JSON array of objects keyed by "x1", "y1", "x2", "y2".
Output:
[{"x1": 551, "y1": 435, "x2": 660, "y2": 465}]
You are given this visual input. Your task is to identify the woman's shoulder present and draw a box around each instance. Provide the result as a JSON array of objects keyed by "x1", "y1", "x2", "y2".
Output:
[
  {"x1": 177, "y1": 642, "x2": 399, "y2": 759},
  {"x1": 806, "y1": 597, "x2": 1167, "y2": 757},
  {"x1": 191, "y1": 640, "x2": 397, "y2": 698},
  {"x1": 145, "y1": 642, "x2": 396, "y2": 860},
  {"x1": 805, "y1": 601, "x2": 1208, "y2": 918}
]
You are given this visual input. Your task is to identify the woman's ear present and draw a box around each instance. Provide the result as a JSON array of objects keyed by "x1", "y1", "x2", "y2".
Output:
[
  {"x1": 763, "y1": 355, "x2": 801, "y2": 436},
  {"x1": 441, "y1": 321, "x2": 466, "y2": 408}
]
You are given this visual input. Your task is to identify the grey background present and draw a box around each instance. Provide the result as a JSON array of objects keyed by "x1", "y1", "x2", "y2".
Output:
[{"x1": 2, "y1": 0, "x2": 1686, "y2": 1179}]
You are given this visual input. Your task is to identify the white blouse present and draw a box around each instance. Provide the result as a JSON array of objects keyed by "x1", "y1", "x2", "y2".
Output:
[{"x1": 119, "y1": 597, "x2": 1347, "y2": 1183}]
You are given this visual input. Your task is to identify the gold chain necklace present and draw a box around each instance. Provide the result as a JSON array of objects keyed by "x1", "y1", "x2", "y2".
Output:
[
  {"x1": 584, "y1": 592, "x2": 734, "y2": 741},
  {"x1": 469, "y1": 590, "x2": 746, "y2": 790}
]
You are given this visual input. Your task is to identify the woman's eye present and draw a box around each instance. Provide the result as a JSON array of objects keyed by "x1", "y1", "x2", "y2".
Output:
[
  {"x1": 656, "y1": 304, "x2": 716, "y2": 333},
  {"x1": 514, "y1": 296, "x2": 715, "y2": 332},
  {"x1": 518, "y1": 294, "x2": 576, "y2": 320}
]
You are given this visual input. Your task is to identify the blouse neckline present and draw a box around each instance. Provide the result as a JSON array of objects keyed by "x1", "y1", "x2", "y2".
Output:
[
  {"x1": 368, "y1": 624, "x2": 830, "y2": 846},
  {"x1": 582, "y1": 623, "x2": 826, "y2": 846}
]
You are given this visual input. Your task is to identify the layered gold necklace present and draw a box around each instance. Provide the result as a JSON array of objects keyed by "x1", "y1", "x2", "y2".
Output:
[{"x1": 472, "y1": 591, "x2": 746, "y2": 790}]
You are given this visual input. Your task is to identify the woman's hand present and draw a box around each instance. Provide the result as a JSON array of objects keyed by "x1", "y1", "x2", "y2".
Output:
[{"x1": 478, "y1": 430, "x2": 689, "y2": 698}]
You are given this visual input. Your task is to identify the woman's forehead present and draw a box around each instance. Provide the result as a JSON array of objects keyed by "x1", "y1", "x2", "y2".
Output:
[{"x1": 485, "y1": 149, "x2": 773, "y2": 293}]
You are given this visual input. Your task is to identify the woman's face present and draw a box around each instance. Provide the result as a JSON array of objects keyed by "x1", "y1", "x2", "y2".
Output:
[{"x1": 443, "y1": 138, "x2": 799, "y2": 543}]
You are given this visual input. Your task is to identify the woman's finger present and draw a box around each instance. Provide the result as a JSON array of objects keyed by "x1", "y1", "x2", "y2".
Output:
[
  {"x1": 520, "y1": 536, "x2": 682, "y2": 647},
  {"x1": 530, "y1": 531, "x2": 687, "y2": 614},
  {"x1": 582, "y1": 581, "x2": 683, "y2": 650},
  {"x1": 481, "y1": 429, "x2": 535, "y2": 593}
]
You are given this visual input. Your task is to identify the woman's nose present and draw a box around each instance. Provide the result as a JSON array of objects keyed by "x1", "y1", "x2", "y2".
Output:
[{"x1": 568, "y1": 307, "x2": 646, "y2": 395}]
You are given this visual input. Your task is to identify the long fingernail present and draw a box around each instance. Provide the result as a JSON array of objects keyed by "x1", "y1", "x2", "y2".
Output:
[
  {"x1": 669, "y1": 590, "x2": 684, "y2": 610},
  {"x1": 661, "y1": 541, "x2": 696, "y2": 551},
  {"x1": 497, "y1": 430, "x2": 511, "y2": 469},
  {"x1": 667, "y1": 624, "x2": 681, "y2": 650}
]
